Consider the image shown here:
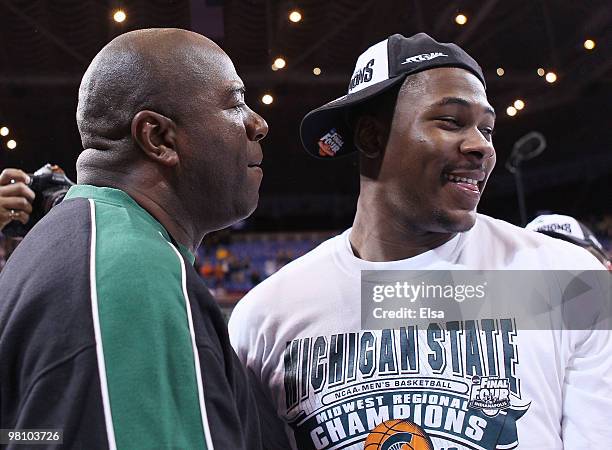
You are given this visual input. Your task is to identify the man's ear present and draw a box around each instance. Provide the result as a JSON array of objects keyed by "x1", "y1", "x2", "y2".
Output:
[
  {"x1": 131, "y1": 110, "x2": 178, "y2": 167},
  {"x1": 353, "y1": 115, "x2": 388, "y2": 159}
]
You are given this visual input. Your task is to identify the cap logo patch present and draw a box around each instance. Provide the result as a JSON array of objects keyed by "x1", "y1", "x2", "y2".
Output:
[
  {"x1": 536, "y1": 223, "x2": 572, "y2": 233},
  {"x1": 318, "y1": 128, "x2": 344, "y2": 157},
  {"x1": 401, "y1": 52, "x2": 448, "y2": 65},
  {"x1": 348, "y1": 59, "x2": 375, "y2": 91}
]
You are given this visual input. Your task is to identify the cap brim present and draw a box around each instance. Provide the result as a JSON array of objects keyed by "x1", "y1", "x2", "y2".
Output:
[{"x1": 300, "y1": 76, "x2": 407, "y2": 159}]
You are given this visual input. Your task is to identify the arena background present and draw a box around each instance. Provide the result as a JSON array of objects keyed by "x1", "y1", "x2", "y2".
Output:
[{"x1": 0, "y1": 0, "x2": 610, "y2": 305}]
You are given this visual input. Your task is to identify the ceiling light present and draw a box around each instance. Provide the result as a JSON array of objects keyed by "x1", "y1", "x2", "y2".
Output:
[
  {"x1": 496, "y1": 67, "x2": 504, "y2": 77},
  {"x1": 455, "y1": 14, "x2": 467, "y2": 25},
  {"x1": 0, "y1": 127, "x2": 8, "y2": 136},
  {"x1": 537, "y1": 68, "x2": 545, "y2": 76},
  {"x1": 273, "y1": 57, "x2": 286, "y2": 69},
  {"x1": 513, "y1": 99, "x2": 525, "y2": 110},
  {"x1": 584, "y1": 39, "x2": 595, "y2": 50},
  {"x1": 313, "y1": 67, "x2": 321, "y2": 76},
  {"x1": 261, "y1": 94, "x2": 274, "y2": 105},
  {"x1": 113, "y1": 10, "x2": 126, "y2": 23},
  {"x1": 506, "y1": 106, "x2": 517, "y2": 116},
  {"x1": 545, "y1": 72, "x2": 557, "y2": 83},
  {"x1": 7, "y1": 139, "x2": 17, "y2": 149},
  {"x1": 289, "y1": 11, "x2": 302, "y2": 23}
]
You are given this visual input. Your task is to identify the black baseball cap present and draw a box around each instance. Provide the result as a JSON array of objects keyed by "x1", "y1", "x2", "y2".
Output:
[{"x1": 300, "y1": 32, "x2": 486, "y2": 158}]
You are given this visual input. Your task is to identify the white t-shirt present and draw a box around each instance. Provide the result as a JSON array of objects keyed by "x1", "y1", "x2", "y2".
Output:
[{"x1": 229, "y1": 214, "x2": 611, "y2": 449}]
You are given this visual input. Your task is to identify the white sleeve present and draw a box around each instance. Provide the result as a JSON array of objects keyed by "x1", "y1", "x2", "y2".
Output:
[
  {"x1": 228, "y1": 298, "x2": 255, "y2": 364},
  {"x1": 562, "y1": 328, "x2": 612, "y2": 445},
  {"x1": 229, "y1": 298, "x2": 293, "y2": 450}
]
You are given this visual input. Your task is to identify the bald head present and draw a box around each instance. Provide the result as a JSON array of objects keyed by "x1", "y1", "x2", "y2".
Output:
[
  {"x1": 74, "y1": 27, "x2": 269, "y2": 245},
  {"x1": 76, "y1": 28, "x2": 227, "y2": 161}
]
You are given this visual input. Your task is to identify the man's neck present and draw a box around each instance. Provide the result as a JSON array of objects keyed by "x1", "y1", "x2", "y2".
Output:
[
  {"x1": 349, "y1": 197, "x2": 456, "y2": 262},
  {"x1": 82, "y1": 181, "x2": 201, "y2": 253},
  {"x1": 127, "y1": 187, "x2": 202, "y2": 254},
  {"x1": 77, "y1": 155, "x2": 203, "y2": 253}
]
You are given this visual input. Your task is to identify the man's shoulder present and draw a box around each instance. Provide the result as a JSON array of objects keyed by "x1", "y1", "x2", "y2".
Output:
[
  {"x1": 244, "y1": 233, "x2": 340, "y2": 297},
  {"x1": 473, "y1": 214, "x2": 605, "y2": 269},
  {"x1": 475, "y1": 213, "x2": 584, "y2": 251},
  {"x1": 228, "y1": 234, "x2": 342, "y2": 329},
  {"x1": 0, "y1": 198, "x2": 96, "y2": 352},
  {"x1": 0, "y1": 195, "x2": 185, "y2": 309},
  {"x1": 0, "y1": 197, "x2": 92, "y2": 284}
]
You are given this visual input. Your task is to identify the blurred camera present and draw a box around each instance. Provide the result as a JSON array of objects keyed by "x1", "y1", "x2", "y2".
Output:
[{"x1": 3, "y1": 164, "x2": 75, "y2": 238}]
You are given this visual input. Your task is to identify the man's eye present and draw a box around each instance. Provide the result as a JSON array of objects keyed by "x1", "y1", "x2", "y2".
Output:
[
  {"x1": 480, "y1": 127, "x2": 494, "y2": 139},
  {"x1": 438, "y1": 117, "x2": 461, "y2": 127}
]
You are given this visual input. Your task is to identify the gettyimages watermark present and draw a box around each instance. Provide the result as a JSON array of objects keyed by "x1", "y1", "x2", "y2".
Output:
[{"x1": 361, "y1": 270, "x2": 611, "y2": 330}]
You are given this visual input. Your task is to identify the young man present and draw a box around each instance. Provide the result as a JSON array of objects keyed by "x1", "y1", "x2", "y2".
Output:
[
  {"x1": 0, "y1": 29, "x2": 267, "y2": 449},
  {"x1": 229, "y1": 33, "x2": 611, "y2": 449}
]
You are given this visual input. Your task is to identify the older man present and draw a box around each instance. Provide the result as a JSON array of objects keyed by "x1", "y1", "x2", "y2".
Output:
[
  {"x1": 0, "y1": 29, "x2": 267, "y2": 449},
  {"x1": 229, "y1": 33, "x2": 611, "y2": 449}
]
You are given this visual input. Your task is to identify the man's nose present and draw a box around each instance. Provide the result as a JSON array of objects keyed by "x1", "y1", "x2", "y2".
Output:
[
  {"x1": 459, "y1": 128, "x2": 495, "y2": 161},
  {"x1": 246, "y1": 108, "x2": 269, "y2": 142}
]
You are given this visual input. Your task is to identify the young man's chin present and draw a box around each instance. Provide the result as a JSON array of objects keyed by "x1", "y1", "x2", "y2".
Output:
[
  {"x1": 434, "y1": 209, "x2": 478, "y2": 234},
  {"x1": 455, "y1": 212, "x2": 478, "y2": 232}
]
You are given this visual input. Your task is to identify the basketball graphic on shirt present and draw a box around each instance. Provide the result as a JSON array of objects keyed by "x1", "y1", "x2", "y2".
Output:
[
  {"x1": 364, "y1": 419, "x2": 434, "y2": 450},
  {"x1": 318, "y1": 139, "x2": 334, "y2": 157}
]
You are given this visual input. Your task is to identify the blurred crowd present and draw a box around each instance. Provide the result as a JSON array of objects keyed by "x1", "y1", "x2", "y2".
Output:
[{"x1": 193, "y1": 231, "x2": 335, "y2": 302}]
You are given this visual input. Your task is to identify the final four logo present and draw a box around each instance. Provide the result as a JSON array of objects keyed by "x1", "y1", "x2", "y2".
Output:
[
  {"x1": 317, "y1": 128, "x2": 344, "y2": 157},
  {"x1": 468, "y1": 376, "x2": 511, "y2": 417}
]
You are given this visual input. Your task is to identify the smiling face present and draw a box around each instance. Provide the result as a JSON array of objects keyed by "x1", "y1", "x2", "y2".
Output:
[
  {"x1": 378, "y1": 67, "x2": 496, "y2": 234},
  {"x1": 174, "y1": 45, "x2": 268, "y2": 231}
]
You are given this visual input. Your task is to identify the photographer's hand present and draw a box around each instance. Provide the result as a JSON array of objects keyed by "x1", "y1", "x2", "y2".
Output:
[{"x1": 0, "y1": 168, "x2": 35, "y2": 231}]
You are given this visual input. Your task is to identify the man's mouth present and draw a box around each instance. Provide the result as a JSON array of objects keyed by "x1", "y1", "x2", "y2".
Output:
[
  {"x1": 248, "y1": 153, "x2": 263, "y2": 168},
  {"x1": 248, "y1": 157, "x2": 263, "y2": 168},
  {"x1": 446, "y1": 174, "x2": 478, "y2": 186},
  {"x1": 248, "y1": 161, "x2": 263, "y2": 177},
  {"x1": 444, "y1": 171, "x2": 486, "y2": 193}
]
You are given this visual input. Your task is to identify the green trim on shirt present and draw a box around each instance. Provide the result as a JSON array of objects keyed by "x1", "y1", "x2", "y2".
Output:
[
  {"x1": 67, "y1": 184, "x2": 206, "y2": 449},
  {"x1": 66, "y1": 185, "x2": 195, "y2": 264}
]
